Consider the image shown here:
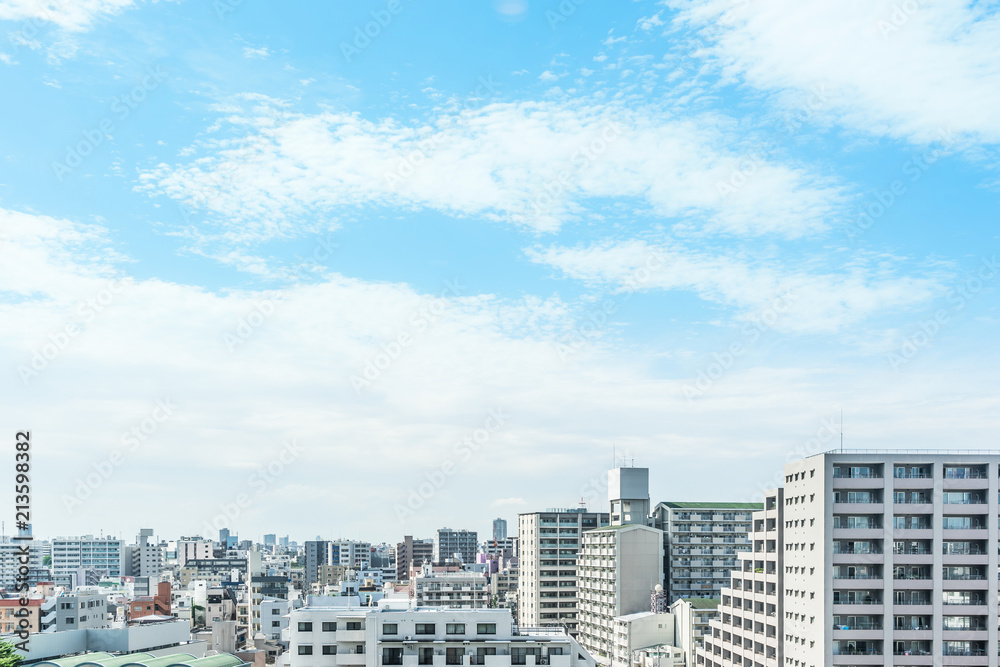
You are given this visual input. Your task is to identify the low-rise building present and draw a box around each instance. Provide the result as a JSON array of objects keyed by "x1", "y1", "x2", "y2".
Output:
[{"x1": 286, "y1": 607, "x2": 596, "y2": 667}]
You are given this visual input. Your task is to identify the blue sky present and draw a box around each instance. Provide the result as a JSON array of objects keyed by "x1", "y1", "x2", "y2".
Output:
[{"x1": 1, "y1": 0, "x2": 998, "y2": 544}]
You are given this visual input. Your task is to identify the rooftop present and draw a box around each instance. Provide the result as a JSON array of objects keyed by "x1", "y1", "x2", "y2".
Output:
[
  {"x1": 658, "y1": 502, "x2": 762, "y2": 510},
  {"x1": 680, "y1": 598, "x2": 721, "y2": 610}
]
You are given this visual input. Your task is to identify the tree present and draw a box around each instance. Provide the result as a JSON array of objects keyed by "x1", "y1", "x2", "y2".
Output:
[
  {"x1": 42, "y1": 555, "x2": 51, "y2": 567},
  {"x1": 0, "y1": 639, "x2": 24, "y2": 667}
]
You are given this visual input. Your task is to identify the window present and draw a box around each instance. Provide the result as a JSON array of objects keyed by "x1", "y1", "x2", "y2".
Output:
[
  {"x1": 272, "y1": 621, "x2": 280, "y2": 628},
  {"x1": 272, "y1": 608, "x2": 280, "y2": 615},
  {"x1": 445, "y1": 648, "x2": 464, "y2": 665},
  {"x1": 383, "y1": 648, "x2": 404, "y2": 666},
  {"x1": 383, "y1": 623, "x2": 398, "y2": 635},
  {"x1": 446, "y1": 623, "x2": 465, "y2": 634},
  {"x1": 477, "y1": 623, "x2": 497, "y2": 635},
  {"x1": 419, "y1": 648, "x2": 434, "y2": 665},
  {"x1": 346, "y1": 621, "x2": 362, "y2": 631},
  {"x1": 298, "y1": 646, "x2": 313, "y2": 655},
  {"x1": 415, "y1": 623, "x2": 435, "y2": 635},
  {"x1": 322, "y1": 621, "x2": 337, "y2": 632},
  {"x1": 298, "y1": 622, "x2": 313, "y2": 632}
]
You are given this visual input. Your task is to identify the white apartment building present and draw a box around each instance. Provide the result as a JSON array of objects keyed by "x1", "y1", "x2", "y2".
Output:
[
  {"x1": 286, "y1": 606, "x2": 597, "y2": 667},
  {"x1": 54, "y1": 588, "x2": 110, "y2": 631},
  {"x1": 129, "y1": 529, "x2": 164, "y2": 578},
  {"x1": 178, "y1": 539, "x2": 215, "y2": 567},
  {"x1": 331, "y1": 541, "x2": 373, "y2": 570},
  {"x1": 611, "y1": 612, "x2": 683, "y2": 667},
  {"x1": 52, "y1": 535, "x2": 125, "y2": 580},
  {"x1": 414, "y1": 569, "x2": 489, "y2": 609},
  {"x1": 697, "y1": 488, "x2": 783, "y2": 667},
  {"x1": 653, "y1": 504, "x2": 758, "y2": 601},
  {"x1": 700, "y1": 450, "x2": 1000, "y2": 667},
  {"x1": 435, "y1": 529, "x2": 478, "y2": 565},
  {"x1": 576, "y1": 524, "x2": 664, "y2": 665},
  {"x1": 0, "y1": 537, "x2": 47, "y2": 589},
  {"x1": 262, "y1": 598, "x2": 291, "y2": 645},
  {"x1": 668, "y1": 597, "x2": 719, "y2": 666},
  {"x1": 518, "y1": 510, "x2": 609, "y2": 634}
]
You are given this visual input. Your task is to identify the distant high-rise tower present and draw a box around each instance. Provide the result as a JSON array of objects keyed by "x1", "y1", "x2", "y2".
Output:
[{"x1": 492, "y1": 518, "x2": 507, "y2": 542}]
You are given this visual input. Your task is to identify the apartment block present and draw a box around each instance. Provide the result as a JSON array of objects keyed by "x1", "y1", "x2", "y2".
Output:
[
  {"x1": 52, "y1": 535, "x2": 124, "y2": 580},
  {"x1": 55, "y1": 588, "x2": 110, "y2": 630},
  {"x1": 517, "y1": 509, "x2": 609, "y2": 633},
  {"x1": 414, "y1": 570, "x2": 489, "y2": 609},
  {"x1": 287, "y1": 606, "x2": 597, "y2": 667},
  {"x1": 669, "y1": 597, "x2": 720, "y2": 666},
  {"x1": 653, "y1": 503, "x2": 759, "y2": 601},
  {"x1": 784, "y1": 452, "x2": 1000, "y2": 667},
  {"x1": 0, "y1": 537, "x2": 47, "y2": 589},
  {"x1": 177, "y1": 538, "x2": 214, "y2": 567},
  {"x1": 435, "y1": 529, "x2": 478, "y2": 565},
  {"x1": 128, "y1": 528, "x2": 164, "y2": 578},
  {"x1": 304, "y1": 540, "x2": 329, "y2": 588},
  {"x1": 697, "y1": 488, "x2": 783, "y2": 667},
  {"x1": 611, "y1": 611, "x2": 683, "y2": 667},
  {"x1": 576, "y1": 524, "x2": 664, "y2": 665},
  {"x1": 700, "y1": 450, "x2": 1000, "y2": 667},
  {"x1": 397, "y1": 537, "x2": 435, "y2": 583}
]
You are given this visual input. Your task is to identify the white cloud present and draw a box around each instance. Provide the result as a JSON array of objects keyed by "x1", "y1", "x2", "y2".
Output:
[
  {"x1": 528, "y1": 239, "x2": 950, "y2": 334},
  {"x1": 243, "y1": 46, "x2": 272, "y2": 59},
  {"x1": 137, "y1": 97, "x2": 846, "y2": 258},
  {"x1": 638, "y1": 12, "x2": 665, "y2": 31},
  {"x1": 491, "y1": 497, "x2": 527, "y2": 508},
  {"x1": 2, "y1": 209, "x2": 997, "y2": 538},
  {"x1": 0, "y1": 0, "x2": 137, "y2": 31},
  {"x1": 668, "y1": 0, "x2": 1000, "y2": 145},
  {"x1": 538, "y1": 70, "x2": 561, "y2": 82}
]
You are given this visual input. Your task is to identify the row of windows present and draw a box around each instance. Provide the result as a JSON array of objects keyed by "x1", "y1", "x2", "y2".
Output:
[{"x1": 298, "y1": 622, "x2": 498, "y2": 636}]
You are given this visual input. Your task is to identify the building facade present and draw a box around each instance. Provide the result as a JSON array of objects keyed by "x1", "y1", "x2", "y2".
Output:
[
  {"x1": 517, "y1": 509, "x2": 610, "y2": 634},
  {"x1": 697, "y1": 488, "x2": 783, "y2": 667},
  {"x1": 52, "y1": 536, "x2": 125, "y2": 581},
  {"x1": 396, "y1": 537, "x2": 435, "y2": 583},
  {"x1": 576, "y1": 524, "x2": 664, "y2": 665},
  {"x1": 653, "y1": 503, "x2": 759, "y2": 601},
  {"x1": 413, "y1": 570, "x2": 489, "y2": 609},
  {"x1": 287, "y1": 606, "x2": 597, "y2": 667},
  {"x1": 434, "y1": 529, "x2": 478, "y2": 565}
]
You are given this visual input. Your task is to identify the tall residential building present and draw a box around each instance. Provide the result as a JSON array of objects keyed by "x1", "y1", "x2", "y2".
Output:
[
  {"x1": 518, "y1": 509, "x2": 609, "y2": 634},
  {"x1": 0, "y1": 537, "x2": 47, "y2": 589},
  {"x1": 129, "y1": 528, "x2": 164, "y2": 578},
  {"x1": 577, "y1": 466, "x2": 664, "y2": 665},
  {"x1": 263, "y1": 534, "x2": 277, "y2": 547},
  {"x1": 435, "y1": 528, "x2": 478, "y2": 564},
  {"x1": 177, "y1": 538, "x2": 214, "y2": 567},
  {"x1": 701, "y1": 451, "x2": 1000, "y2": 667},
  {"x1": 51, "y1": 535, "x2": 124, "y2": 581},
  {"x1": 303, "y1": 540, "x2": 328, "y2": 588},
  {"x1": 653, "y1": 502, "x2": 759, "y2": 601},
  {"x1": 328, "y1": 540, "x2": 372, "y2": 570},
  {"x1": 396, "y1": 536, "x2": 434, "y2": 582},
  {"x1": 697, "y1": 488, "x2": 783, "y2": 667},
  {"x1": 576, "y1": 523, "x2": 665, "y2": 664},
  {"x1": 493, "y1": 518, "x2": 508, "y2": 542}
]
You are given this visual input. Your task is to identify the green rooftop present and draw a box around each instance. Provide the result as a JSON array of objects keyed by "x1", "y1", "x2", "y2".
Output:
[
  {"x1": 78, "y1": 655, "x2": 154, "y2": 667},
  {"x1": 166, "y1": 655, "x2": 245, "y2": 667},
  {"x1": 659, "y1": 502, "x2": 762, "y2": 510},
  {"x1": 685, "y1": 598, "x2": 721, "y2": 610},
  {"x1": 121, "y1": 656, "x2": 196, "y2": 667},
  {"x1": 37, "y1": 654, "x2": 114, "y2": 667}
]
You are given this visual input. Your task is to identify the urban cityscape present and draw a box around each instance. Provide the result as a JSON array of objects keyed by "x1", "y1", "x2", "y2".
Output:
[
  {"x1": 4, "y1": 453, "x2": 1000, "y2": 667},
  {"x1": 3, "y1": 1, "x2": 998, "y2": 667}
]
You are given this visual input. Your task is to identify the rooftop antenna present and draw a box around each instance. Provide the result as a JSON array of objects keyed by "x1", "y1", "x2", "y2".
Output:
[{"x1": 840, "y1": 410, "x2": 844, "y2": 453}]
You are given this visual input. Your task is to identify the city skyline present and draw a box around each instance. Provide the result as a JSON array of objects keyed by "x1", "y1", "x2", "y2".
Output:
[{"x1": 2, "y1": 1, "x2": 998, "y2": 542}]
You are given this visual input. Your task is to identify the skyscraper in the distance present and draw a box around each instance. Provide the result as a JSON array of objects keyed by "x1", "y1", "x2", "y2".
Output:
[{"x1": 493, "y1": 518, "x2": 508, "y2": 542}]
